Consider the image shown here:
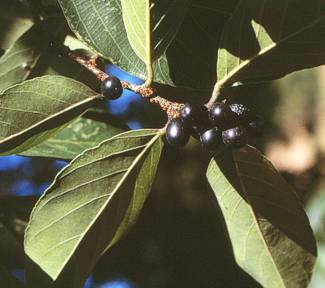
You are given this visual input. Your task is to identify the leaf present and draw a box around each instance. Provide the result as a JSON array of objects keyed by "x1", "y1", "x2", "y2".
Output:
[
  {"x1": 217, "y1": 0, "x2": 325, "y2": 86},
  {"x1": 207, "y1": 146, "x2": 317, "y2": 288},
  {"x1": 24, "y1": 129, "x2": 163, "y2": 287},
  {"x1": 22, "y1": 117, "x2": 125, "y2": 160},
  {"x1": 121, "y1": 0, "x2": 189, "y2": 64},
  {"x1": 0, "y1": 196, "x2": 37, "y2": 269},
  {"x1": 0, "y1": 21, "x2": 54, "y2": 92},
  {"x1": 58, "y1": 0, "x2": 172, "y2": 85},
  {"x1": 0, "y1": 75, "x2": 101, "y2": 155},
  {"x1": 57, "y1": 0, "x2": 236, "y2": 89},
  {"x1": 167, "y1": 0, "x2": 239, "y2": 89},
  {"x1": 120, "y1": 0, "x2": 150, "y2": 65}
]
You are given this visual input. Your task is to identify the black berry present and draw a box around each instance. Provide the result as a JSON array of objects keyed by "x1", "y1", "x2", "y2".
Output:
[
  {"x1": 200, "y1": 127, "x2": 222, "y2": 150},
  {"x1": 101, "y1": 76, "x2": 123, "y2": 100},
  {"x1": 166, "y1": 118, "x2": 190, "y2": 147},
  {"x1": 209, "y1": 103, "x2": 235, "y2": 129},
  {"x1": 222, "y1": 126, "x2": 248, "y2": 148},
  {"x1": 229, "y1": 103, "x2": 253, "y2": 125},
  {"x1": 181, "y1": 104, "x2": 209, "y2": 125}
]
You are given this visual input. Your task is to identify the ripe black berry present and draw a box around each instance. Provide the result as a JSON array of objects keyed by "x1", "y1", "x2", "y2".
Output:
[
  {"x1": 166, "y1": 118, "x2": 190, "y2": 147},
  {"x1": 181, "y1": 104, "x2": 209, "y2": 125},
  {"x1": 200, "y1": 127, "x2": 222, "y2": 150},
  {"x1": 229, "y1": 103, "x2": 251, "y2": 119},
  {"x1": 101, "y1": 76, "x2": 123, "y2": 100},
  {"x1": 209, "y1": 103, "x2": 235, "y2": 129},
  {"x1": 222, "y1": 126, "x2": 248, "y2": 148}
]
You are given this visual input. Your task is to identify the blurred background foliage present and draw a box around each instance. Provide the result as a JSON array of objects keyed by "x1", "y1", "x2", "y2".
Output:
[{"x1": 0, "y1": 0, "x2": 324, "y2": 287}]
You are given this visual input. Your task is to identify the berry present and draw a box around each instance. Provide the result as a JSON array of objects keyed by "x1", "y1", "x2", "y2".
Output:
[
  {"x1": 200, "y1": 127, "x2": 222, "y2": 150},
  {"x1": 222, "y1": 126, "x2": 248, "y2": 148},
  {"x1": 181, "y1": 104, "x2": 209, "y2": 125},
  {"x1": 209, "y1": 103, "x2": 235, "y2": 129},
  {"x1": 166, "y1": 118, "x2": 190, "y2": 147},
  {"x1": 100, "y1": 76, "x2": 123, "y2": 100},
  {"x1": 180, "y1": 103, "x2": 197, "y2": 125},
  {"x1": 229, "y1": 103, "x2": 251, "y2": 119}
]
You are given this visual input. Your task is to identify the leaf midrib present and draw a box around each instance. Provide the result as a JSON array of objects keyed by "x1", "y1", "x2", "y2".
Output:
[
  {"x1": 46, "y1": 131, "x2": 161, "y2": 279},
  {"x1": 231, "y1": 149, "x2": 286, "y2": 288}
]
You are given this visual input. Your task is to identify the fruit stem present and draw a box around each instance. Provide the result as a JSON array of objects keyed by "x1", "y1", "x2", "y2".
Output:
[
  {"x1": 206, "y1": 82, "x2": 223, "y2": 109},
  {"x1": 62, "y1": 46, "x2": 182, "y2": 118}
]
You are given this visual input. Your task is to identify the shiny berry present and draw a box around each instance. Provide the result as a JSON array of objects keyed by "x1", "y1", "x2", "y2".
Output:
[
  {"x1": 181, "y1": 104, "x2": 209, "y2": 125},
  {"x1": 209, "y1": 103, "x2": 235, "y2": 129},
  {"x1": 222, "y1": 126, "x2": 248, "y2": 148},
  {"x1": 101, "y1": 76, "x2": 123, "y2": 100},
  {"x1": 180, "y1": 103, "x2": 197, "y2": 125},
  {"x1": 166, "y1": 118, "x2": 190, "y2": 147},
  {"x1": 200, "y1": 127, "x2": 222, "y2": 150}
]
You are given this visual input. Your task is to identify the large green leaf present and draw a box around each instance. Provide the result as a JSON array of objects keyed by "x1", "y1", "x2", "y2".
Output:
[
  {"x1": 0, "y1": 75, "x2": 101, "y2": 155},
  {"x1": 120, "y1": 0, "x2": 150, "y2": 64},
  {"x1": 120, "y1": 0, "x2": 189, "y2": 63},
  {"x1": 24, "y1": 129, "x2": 163, "y2": 287},
  {"x1": 57, "y1": 0, "x2": 236, "y2": 89},
  {"x1": 57, "y1": 0, "x2": 173, "y2": 85},
  {"x1": 0, "y1": 21, "x2": 54, "y2": 92},
  {"x1": 217, "y1": 0, "x2": 325, "y2": 86},
  {"x1": 22, "y1": 117, "x2": 125, "y2": 160},
  {"x1": 207, "y1": 146, "x2": 317, "y2": 288}
]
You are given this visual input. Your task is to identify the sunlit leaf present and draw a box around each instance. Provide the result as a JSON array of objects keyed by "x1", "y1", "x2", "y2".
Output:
[
  {"x1": 0, "y1": 75, "x2": 101, "y2": 155},
  {"x1": 25, "y1": 129, "x2": 163, "y2": 287},
  {"x1": 207, "y1": 146, "x2": 317, "y2": 288}
]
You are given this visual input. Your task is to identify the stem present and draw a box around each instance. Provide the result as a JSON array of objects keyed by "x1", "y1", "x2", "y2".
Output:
[
  {"x1": 206, "y1": 82, "x2": 223, "y2": 108},
  {"x1": 144, "y1": 0, "x2": 154, "y2": 87},
  {"x1": 63, "y1": 46, "x2": 182, "y2": 118}
]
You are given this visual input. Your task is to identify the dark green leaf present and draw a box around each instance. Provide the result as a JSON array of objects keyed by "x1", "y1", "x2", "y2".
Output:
[
  {"x1": 0, "y1": 75, "x2": 101, "y2": 155},
  {"x1": 217, "y1": 0, "x2": 325, "y2": 86},
  {"x1": 0, "y1": 196, "x2": 37, "y2": 269},
  {"x1": 24, "y1": 129, "x2": 163, "y2": 287},
  {"x1": 207, "y1": 146, "x2": 317, "y2": 288},
  {"x1": 57, "y1": 0, "x2": 173, "y2": 85},
  {"x1": 0, "y1": 21, "x2": 54, "y2": 92},
  {"x1": 22, "y1": 117, "x2": 125, "y2": 160},
  {"x1": 57, "y1": 0, "x2": 237, "y2": 89}
]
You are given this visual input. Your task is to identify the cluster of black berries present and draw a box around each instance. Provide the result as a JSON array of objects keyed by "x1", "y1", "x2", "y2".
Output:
[{"x1": 166, "y1": 102, "x2": 263, "y2": 150}]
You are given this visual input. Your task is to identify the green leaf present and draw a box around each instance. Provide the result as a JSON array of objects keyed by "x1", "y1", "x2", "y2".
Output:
[
  {"x1": 121, "y1": 0, "x2": 150, "y2": 65},
  {"x1": 207, "y1": 146, "x2": 317, "y2": 288},
  {"x1": 24, "y1": 129, "x2": 163, "y2": 287},
  {"x1": 57, "y1": 0, "x2": 173, "y2": 85},
  {"x1": 121, "y1": 0, "x2": 189, "y2": 63},
  {"x1": 0, "y1": 21, "x2": 54, "y2": 92},
  {"x1": 217, "y1": 0, "x2": 325, "y2": 86},
  {"x1": 0, "y1": 75, "x2": 101, "y2": 155},
  {"x1": 21, "y1": 117, "x2": 125, "y2": 160},
  {"x1": 57, "y1": 0, "x2": 235, "y2": 89}
]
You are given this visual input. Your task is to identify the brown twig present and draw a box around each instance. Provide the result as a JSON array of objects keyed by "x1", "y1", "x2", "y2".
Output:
[{"x1": 63, "y1": 46, "x2": 183, "y2": 118}]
